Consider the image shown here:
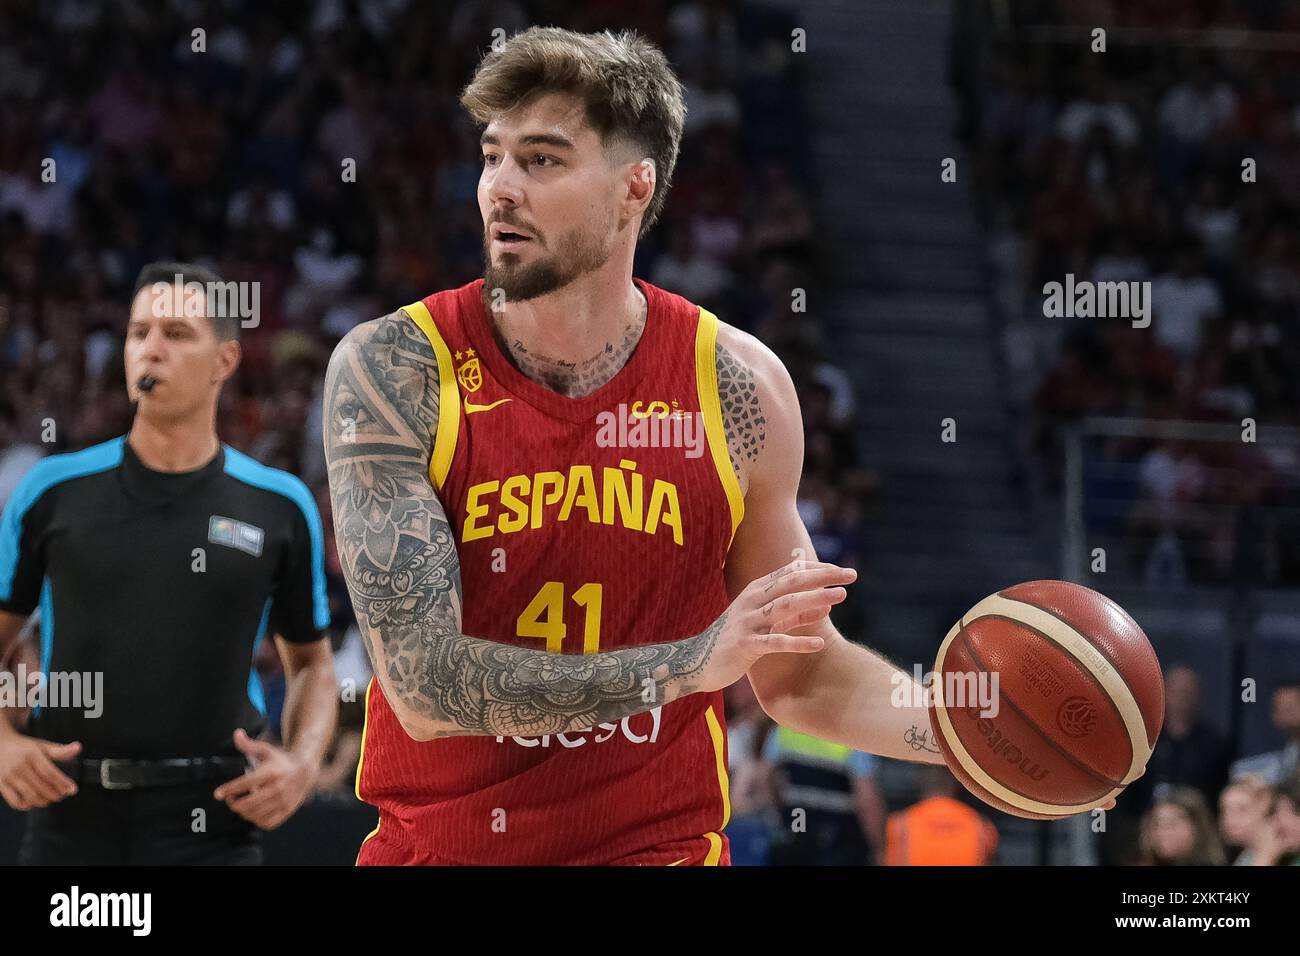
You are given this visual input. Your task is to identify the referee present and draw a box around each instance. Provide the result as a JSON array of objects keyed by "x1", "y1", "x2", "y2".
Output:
[{"x1": 0, "y1": 262, "x2": 337, "y2": 865}]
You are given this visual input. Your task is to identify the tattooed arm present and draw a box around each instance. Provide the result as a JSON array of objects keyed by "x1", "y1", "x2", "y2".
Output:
[
  {"x1": 323, "y1": 311, "x2": 833, "y2": 741},
  {"x1": 716, "y1": 325, "x2": 943, "y2": 764}
]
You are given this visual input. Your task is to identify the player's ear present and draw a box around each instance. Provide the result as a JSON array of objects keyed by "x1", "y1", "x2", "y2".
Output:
[
  {"x1": 215, "y1": 338, "x2": 242, "y2": 385},
  {"x1": 623, "y1": 157, "x2": 655, "y2": 222}
]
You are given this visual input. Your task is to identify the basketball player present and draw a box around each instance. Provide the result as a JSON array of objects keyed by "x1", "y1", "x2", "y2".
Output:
[{"x1": 324, "y1": 28, "x2": 1117, "y2": 866}]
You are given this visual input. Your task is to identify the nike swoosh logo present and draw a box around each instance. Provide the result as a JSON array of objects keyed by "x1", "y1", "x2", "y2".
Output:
[
  {"x1": 668, "y1": 857, "x2": 689, "y2": 866},
  {"x1": 464, "y1": 398, "x2": 512, "y2": 414}
]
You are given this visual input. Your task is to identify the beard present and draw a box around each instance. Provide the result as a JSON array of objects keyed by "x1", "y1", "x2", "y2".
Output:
[{"x1": 482, "y1": 221, "x2": 611, "y2": 302}]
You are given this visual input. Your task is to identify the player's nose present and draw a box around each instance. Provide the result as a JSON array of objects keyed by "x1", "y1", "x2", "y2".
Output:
[{"x1": 484, "y1": 155, "x2": 527, "y2": 205}]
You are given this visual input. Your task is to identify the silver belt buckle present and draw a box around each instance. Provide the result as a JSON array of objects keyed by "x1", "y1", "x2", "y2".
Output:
[{"x1": 99, "y1": 759, "x2": 132, "y2": 790}]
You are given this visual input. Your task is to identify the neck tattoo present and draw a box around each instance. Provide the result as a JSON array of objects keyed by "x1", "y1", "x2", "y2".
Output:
[{"x1": 495, "y1": 289, "x2": 647, "y2": 399}]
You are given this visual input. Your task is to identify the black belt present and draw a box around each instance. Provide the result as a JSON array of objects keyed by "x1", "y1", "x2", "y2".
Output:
[{"x1": 61, "y1": 757, "x2": 250, "y2": 791}]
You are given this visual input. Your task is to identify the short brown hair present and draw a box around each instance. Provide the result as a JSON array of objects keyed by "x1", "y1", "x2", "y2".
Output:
[{"x1": 460, "y1": 27, "x2": 686, "y2": 239}]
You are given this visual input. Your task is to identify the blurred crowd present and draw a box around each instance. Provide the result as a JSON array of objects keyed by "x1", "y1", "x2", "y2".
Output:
[
  {"x1": 723, "y1": 664, "x2": 1300, "y2": 865},
  {"x1": 1109, "y1": 666, "x2": 1300, "y2": 865},
  {"x1": 0, "y1": 0, "x2": 886, "y2": 830},
  {"x1": 723, "y1": 675, "x2": 1002, "y2": 866},
  {"x1": 971, "y1": 0, "x2": 1300, "y2": 587}
]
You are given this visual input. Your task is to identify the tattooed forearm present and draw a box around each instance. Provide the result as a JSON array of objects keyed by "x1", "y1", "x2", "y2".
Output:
[
  {"x1": 323, "y1": 310, "x2": 717, "y2": 739},
  {"x1": 716, "y1": 340, "x2": 767, "y2": 488},
  {"x1": 415, "y1": 613, "x2": 724, "y2": 737}
]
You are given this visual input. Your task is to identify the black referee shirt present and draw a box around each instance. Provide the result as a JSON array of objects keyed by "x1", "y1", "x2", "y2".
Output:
[{"x1": 0, "y1": 435, "x2": 329, "y2": 759}]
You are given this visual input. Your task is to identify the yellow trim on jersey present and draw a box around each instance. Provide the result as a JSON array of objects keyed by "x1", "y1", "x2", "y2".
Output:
[
  {"x1": 402, "y1": 300, "x2": 460, "y2": 491},
  {"x1": 694, "y1": 308, "x2": 745, "y2": 548},
  {"x1": 705, "y1": 703, "x2": 731, "y2": 830},
  {"x1": 354, "y1": 676, "x2": 379, "y2": 865},
  {"x1": 702, "y1": 832, "x2": 724, "y2": 866},
  {"x1": 354, "y1": 676, "x2": 375, "y2": 801}
]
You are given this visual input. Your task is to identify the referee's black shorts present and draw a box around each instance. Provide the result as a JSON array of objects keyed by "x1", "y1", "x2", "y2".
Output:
[{"x1": 17, "y1": 781, "x2": 262, "y2": 866}]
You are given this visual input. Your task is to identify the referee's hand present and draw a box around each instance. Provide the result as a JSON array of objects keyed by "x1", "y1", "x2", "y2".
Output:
[
  {"x1": 212, "y1": 729, "x2": 314, "y2": 830},
  {"x1": 0, "y1": 729, "x2": 80, "y2": 811}
]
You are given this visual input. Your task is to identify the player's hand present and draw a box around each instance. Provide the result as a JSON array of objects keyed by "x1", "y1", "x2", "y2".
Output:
[
  {"x1": 213, "y1": 729, "x2": 316, "y2": 830},
  {"x1": 0, "y1": 730, "x2": 80, "y2": 811},
  {"x1": 693, "y1": 558, "x2": 854, "y2": 694}
]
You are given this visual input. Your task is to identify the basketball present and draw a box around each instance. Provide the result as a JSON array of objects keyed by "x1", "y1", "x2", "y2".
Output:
[{"x1": 929, "y1": 581, "x2": 1165, "y2": 820}]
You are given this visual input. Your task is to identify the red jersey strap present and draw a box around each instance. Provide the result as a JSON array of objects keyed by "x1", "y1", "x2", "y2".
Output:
[{"x1": 402, "y1": 300, "x2": 461, "y2": 491}]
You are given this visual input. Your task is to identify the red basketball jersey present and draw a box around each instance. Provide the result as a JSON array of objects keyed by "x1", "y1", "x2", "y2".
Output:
[{"x1": 354, "y1": 278, "x2": 744, "y2": 865}]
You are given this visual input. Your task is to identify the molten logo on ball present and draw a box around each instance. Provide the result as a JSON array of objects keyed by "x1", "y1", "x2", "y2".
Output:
[
  {"x1": 1057, "y1": 697, "x2": 1098, "y2": 738},
  {"x1": 967, "y1": 708, "x2": 1049, "y2": 781}
]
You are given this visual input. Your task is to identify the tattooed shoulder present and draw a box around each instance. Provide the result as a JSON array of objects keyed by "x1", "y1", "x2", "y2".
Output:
[
  {"x1": 715, "y1": 337, "x2": 767, "y2": 492},
  {"x1": 324, "y1": 310, "x2": 440, "y2": 460}
]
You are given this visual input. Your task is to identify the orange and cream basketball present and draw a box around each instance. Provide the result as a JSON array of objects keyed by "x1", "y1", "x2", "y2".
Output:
[{"x1": 929, "y1": 580, "x2": 1165, "y2": 820}]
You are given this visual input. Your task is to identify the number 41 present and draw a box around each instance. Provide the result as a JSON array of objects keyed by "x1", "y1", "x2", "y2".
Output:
[{"x1": 516, "y1": 582, "x2": 603, "y2": 654}]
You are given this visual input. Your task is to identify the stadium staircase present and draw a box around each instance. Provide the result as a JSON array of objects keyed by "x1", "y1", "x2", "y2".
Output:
[{"x1": 801, "y1": 0, "x2": 1070, "y2": 861}]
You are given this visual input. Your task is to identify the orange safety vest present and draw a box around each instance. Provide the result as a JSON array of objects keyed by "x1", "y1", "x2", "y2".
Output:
[{"x1": 885, "y1": 796, "x2": 997, "y2": 866}]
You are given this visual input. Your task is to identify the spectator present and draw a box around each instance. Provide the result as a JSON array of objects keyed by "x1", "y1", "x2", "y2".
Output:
[
  {"x1": 0, "y1": 403, "x2": 45, "y2": 512},
  {"x1": 680, "y1": 62, "x2": 741, "y2": 138},
  {"x1": 1248, "y1": 774, "x2": 1300, "y2": 866},
  {"x1": 1149, "y1": 243, "x2": 1223, "y2": 365},
  {"x1": 1231, "y1": 678, "x2": 1300, "y2": 785},
  {"x1": 1143, "y1": 665, "x2": 1232, "y2": 807},
  {"x1": 749, "y1": 162, "x2": 814, "y2": 258},
  {"x1": 1219, "y1": 775, "x2": 1275, "y2": 865},
  {"x1": 649, "y1": 226, "x2": 735, "y2": 306},
  {"x1": 1157, "y1": 60, "x2": 1237, "y2": 148},
  {"x1": 762, "y1": 724, "x2": 886, "y2": 866},
  {"x1": 1056, "y1": 70, "x2": 1140, "y2": 150},
  {"x1": 885, "y1": 766, "x2": 999, "y2": 866},
  {"x1": 1137, "y1": 786, "x2": 1227, "y2": 865},
  {"x1": 0, "y1": 146, "x2": 75, "y2": 237}
]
